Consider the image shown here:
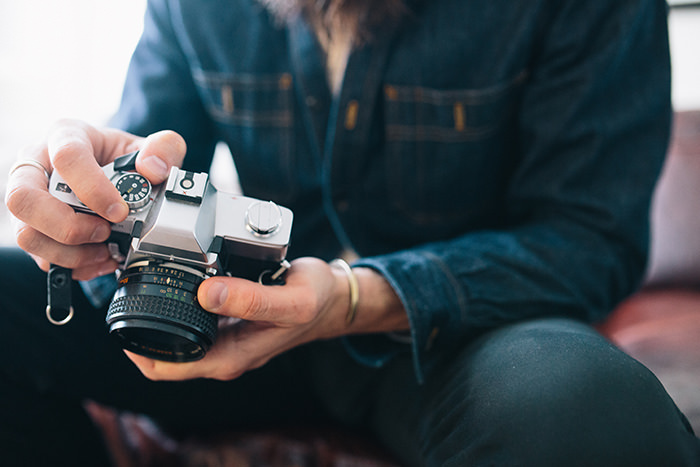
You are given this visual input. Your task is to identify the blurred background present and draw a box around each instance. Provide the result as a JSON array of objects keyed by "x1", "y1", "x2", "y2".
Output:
[
  {"x1": 0, "y1": 0, "x2": 147, "y2": 244},
  {"x1": 1, "y1": 1, "x2": 699, "y2": 246}
]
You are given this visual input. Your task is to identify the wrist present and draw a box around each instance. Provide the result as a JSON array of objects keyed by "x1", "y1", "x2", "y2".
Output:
[{"x1": 327, "y1": 260, "x2": 410, "y2": 338}]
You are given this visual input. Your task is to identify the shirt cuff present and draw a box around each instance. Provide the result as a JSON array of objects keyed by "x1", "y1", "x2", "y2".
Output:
[{"x1": 346, "y1": 250, "x2": 469, "y2": 384}]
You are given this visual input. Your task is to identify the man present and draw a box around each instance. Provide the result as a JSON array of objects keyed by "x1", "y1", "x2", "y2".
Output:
[{"x1": 3, "y1": 0, "x2": 700, "y2": 465}]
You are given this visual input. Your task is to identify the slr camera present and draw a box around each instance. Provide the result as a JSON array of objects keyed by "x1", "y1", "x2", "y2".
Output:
[{"x1": 48, "y1": 151, "x2": 293, "y2": 362}]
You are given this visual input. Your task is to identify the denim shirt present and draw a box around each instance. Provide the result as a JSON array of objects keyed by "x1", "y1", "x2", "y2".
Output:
[{"x1": 104, "y1": 0, "x2": 671, "y2": 382}]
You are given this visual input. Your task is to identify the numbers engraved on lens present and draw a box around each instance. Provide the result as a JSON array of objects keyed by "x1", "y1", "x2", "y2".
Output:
[{"x1": 131, "y1": 264, "x2": 202, "y2": 304}]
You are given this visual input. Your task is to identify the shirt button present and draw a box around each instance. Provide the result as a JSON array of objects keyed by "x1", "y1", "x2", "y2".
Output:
[
  {"x1": 305, "y1": 96, "x2": 319, "y2": 109},
  {"x1": 344, "y1": 100, "x2": 359, "y2": 130}
]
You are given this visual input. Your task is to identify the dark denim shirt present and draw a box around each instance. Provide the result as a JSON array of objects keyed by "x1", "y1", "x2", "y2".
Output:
[{"x1": 104, "y1": 0, "x2": 671, "y2": 382}]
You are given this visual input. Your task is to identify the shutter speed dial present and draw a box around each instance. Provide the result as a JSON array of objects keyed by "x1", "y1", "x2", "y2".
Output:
[{"x1": 115, "y1": 173, "x2": 152, "y2": 210}]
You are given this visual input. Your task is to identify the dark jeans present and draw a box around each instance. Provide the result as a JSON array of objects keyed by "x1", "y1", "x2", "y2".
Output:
[{"x1": 1, "y1": 247, "x2": 698, "y2": 466}]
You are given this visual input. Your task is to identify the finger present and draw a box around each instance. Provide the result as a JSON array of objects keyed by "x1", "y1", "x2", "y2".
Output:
[
  {"x1": 6, "y1": 144, "x2": 54, "y2": 207},
  {"x1": 124, "y1": 322, "x2": 284, "y2": 381},
  {"x1": 198, "y1": 276, "x2": 317, "y2": 325},
  {"x1": 8, "y1": 143, "x2": 52, "y2": 177},
  {"x1": 89, "y1": 127, "x2": 186, "y2": 178},
  {"x1": 198, "y1": 259, "x2": 332, "y2": 325},
  {"x1": 47, "y1": 120, "x2": 131, "y2": 223},
  {"x1": 89, "y1": 127, "x2": 144, "y2": 166},
  {"x1": 135, "y1": 130, "x2": 187, "y2": 184},
  {"x1": 13, "y1": 219, "x2": 114, "y2": 271},
  {"x1": 70, "y1": 260, "x2": 119, "y2": 282},
  {"x1": 124, "y1": 351, "x2": 216, "y2": 381},
  {"x1": 29, "y1": 251, "x2": 118, "y2": 281},
  {"x1": 6, "y1": 172, "x2": 112, "y2": 246}
]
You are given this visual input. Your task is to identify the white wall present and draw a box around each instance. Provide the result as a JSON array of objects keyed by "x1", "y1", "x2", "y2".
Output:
[
  {"x1": 669, "y1": 7, "x2": 700, "y2": 110},
  {"x1": 0, "y1": 1, "x2": 146, "y2": 245}
]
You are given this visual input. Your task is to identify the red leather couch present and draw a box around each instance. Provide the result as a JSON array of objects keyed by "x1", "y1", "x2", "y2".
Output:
[{"x1": 89, "y1": 111, "x2": 700, "y2": 466}]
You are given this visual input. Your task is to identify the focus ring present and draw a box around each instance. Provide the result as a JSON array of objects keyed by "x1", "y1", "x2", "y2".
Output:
[{"x1": 106, "y1": 294, "x2": 218, "y2": 343}]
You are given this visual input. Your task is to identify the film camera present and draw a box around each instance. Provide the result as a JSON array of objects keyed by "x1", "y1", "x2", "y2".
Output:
[{"x1": 48, "y1": 151, "x2": 293, "y2": 362}]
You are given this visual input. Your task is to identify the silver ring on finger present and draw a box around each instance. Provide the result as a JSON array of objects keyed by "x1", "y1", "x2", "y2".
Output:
[{"x1": 8, "y1": 159, "x2": 51, "y2": 182}]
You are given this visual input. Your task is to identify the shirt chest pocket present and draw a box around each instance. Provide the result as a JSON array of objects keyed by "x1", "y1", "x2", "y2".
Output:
[
  {"x1": 382, "y1": 72, "x2": 526, "y2": 228},
  {"x1": 193, "y1": 70, "x2": 297, "y2": 202}
]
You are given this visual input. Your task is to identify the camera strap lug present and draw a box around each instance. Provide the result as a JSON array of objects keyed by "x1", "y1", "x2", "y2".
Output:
[
  {"x1": 270, "y1": 260, "x2": 291, "y2": 282},
  {"x1": 46, "y1": 265, "x2": 74, "y2": 326},
  {"x1": 258, "y1": 260, "x2": 291, "y2": 285}
]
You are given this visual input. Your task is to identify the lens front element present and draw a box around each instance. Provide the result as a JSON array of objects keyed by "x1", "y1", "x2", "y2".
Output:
[{"x1": 106, "y1": 261, "x2": 217, "y2": 362}]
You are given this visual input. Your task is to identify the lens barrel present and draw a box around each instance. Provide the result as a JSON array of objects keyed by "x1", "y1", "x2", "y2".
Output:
[{"x1": 106, "y1": 260, "x2": 218, "y2": 362}]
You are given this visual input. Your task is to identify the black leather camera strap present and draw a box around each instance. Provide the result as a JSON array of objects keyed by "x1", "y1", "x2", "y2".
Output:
[{"x1": 46, "y1": 265, "x2": 74, "y2": 326}]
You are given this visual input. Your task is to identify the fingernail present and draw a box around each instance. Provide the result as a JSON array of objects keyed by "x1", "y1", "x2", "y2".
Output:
[
  {"x1": 90, "y1": 223, "x2": 111, "y2": 243},
  {"x1": 141, "y1": 155, "x2": 169, "y2": 180},
  {"x1": 206, "y1": 282, "x2": 228, "y2": 311},
  {"x1": 105, "y1": 202, "x2": 127, "y2": 222}
]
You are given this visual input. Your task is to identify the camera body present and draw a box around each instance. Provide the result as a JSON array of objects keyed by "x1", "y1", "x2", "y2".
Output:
[{"x1": 48, "y1": 151, "x2": 293, "y2": 362}]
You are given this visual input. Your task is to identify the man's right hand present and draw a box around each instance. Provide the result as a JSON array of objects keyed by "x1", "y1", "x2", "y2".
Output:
[{"x1": 4, "y1": 119, "x2": 187, "y2": 281}]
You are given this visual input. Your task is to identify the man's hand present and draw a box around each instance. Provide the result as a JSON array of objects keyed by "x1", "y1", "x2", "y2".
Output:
[
  {"x1": 5, "y1": 119, "x2": 186, "y2": 280},
  {"x1": 125, "y1": 258, "x2": 410, "y2": 381}
]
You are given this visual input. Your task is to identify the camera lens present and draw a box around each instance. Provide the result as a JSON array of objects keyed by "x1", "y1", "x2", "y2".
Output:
[{"x1": 106, "y1": 260, "x2": 218, "y2": 362}]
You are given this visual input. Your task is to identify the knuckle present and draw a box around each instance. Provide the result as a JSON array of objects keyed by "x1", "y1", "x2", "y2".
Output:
[
  {"x1": 141, "y1": 370, "x2": 161, "y2": 382},
  {"x1": 33, "y1": 257, "x2": 51, "y2": 273},
  {"x1": 172, "y1": 132, "x2": 187, "y2": 155},
  {"x1": 5, "y1": 185, "x2": 34, "y2": 218},
  {"x1": 159, "y1": 129, "x2": 187, "y2": 152},
  {"x1": 15, "y1": 224, "x2": 41, "y2": 253},
  {"x1": 137, "y1": 363, "x2": 163, "y2": 382},
  {"x1": 215, "y1": 366, "x2": 244, "y2": 382},
  {"x1": 212, "y1": 371, "x2": 230, "y2": 382},
  {"x1": 50, "y1": 141, "x2": 83, "y2": 171},
  {"x1": 159, "y1": 129, "x2": 181, "y2": 141},
  {"x1": 238, "y1": 289, "x2": 268, "y2": 321},
  {"x1": 56, "y1": 222, "x2": 82, "y2": 245}
]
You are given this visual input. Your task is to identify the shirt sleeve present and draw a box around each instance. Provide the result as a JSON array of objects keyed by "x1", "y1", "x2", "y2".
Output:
[{"x1": 348, "y1": 0, "x2": 672, "y2": 383}]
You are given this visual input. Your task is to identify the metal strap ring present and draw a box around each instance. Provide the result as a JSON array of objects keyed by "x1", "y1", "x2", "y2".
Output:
[{"x1": 46, "y1": 305, "x2": 74, "y2": 326}]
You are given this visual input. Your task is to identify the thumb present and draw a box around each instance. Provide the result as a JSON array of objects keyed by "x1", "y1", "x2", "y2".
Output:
[
  {"x1": 198, "y1": 277, "x2": 299, "y2": 324},
  {"x1": 135, "y1": 130, "x2": 187, "y2": 184}
]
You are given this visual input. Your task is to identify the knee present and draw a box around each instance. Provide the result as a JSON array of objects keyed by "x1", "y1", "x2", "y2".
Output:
[
  {"x1": 422, "y1": 319, "x2": 699, "y2": 466},
  {"x1": 449, "y1": 320, "x2": 641, "y2": 434},
  {"x1": 470, "y1": 319, "x2": 649, "y2": 417}
]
